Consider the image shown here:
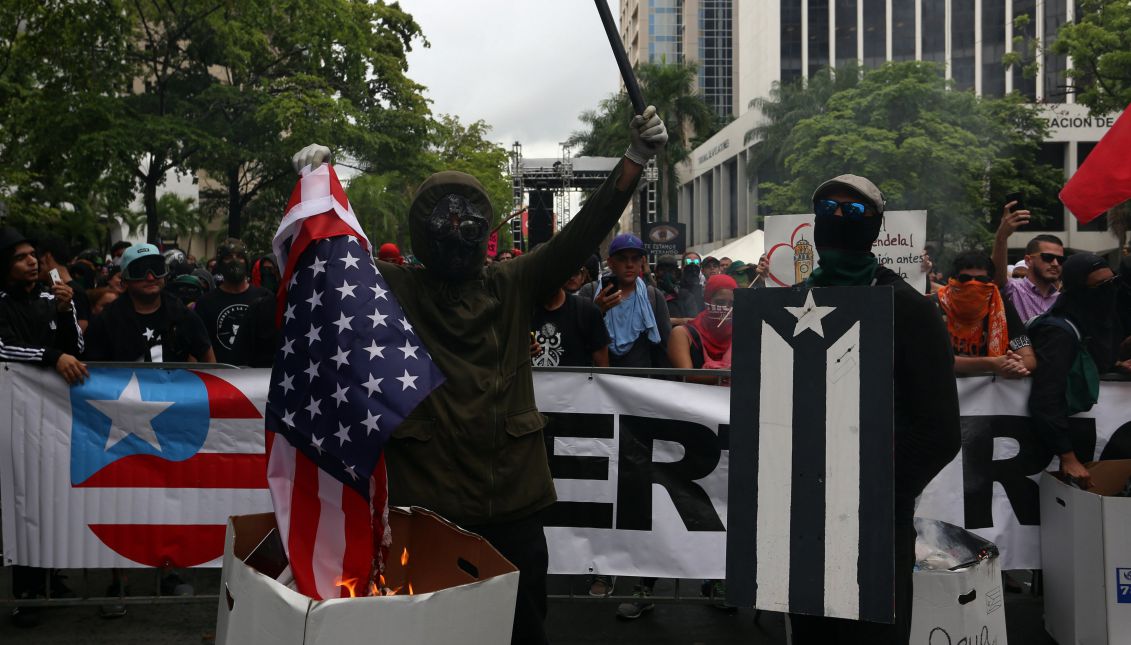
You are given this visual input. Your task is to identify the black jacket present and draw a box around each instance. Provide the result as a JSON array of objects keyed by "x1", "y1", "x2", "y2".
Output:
[
  {"x1": 84, "y1": 292, "x2": 210, "y2": 362},
  {"x1": 0, "y1": 283, "x2": 83, "y2": 366},
  {"x1": 874, "y1": 267, "x2": 962, "y2": 501}
]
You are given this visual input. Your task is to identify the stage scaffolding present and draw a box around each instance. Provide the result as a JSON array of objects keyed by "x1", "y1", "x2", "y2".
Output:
[{"x1": 508, "y1": 142, "x2": 657, "y2": 250}]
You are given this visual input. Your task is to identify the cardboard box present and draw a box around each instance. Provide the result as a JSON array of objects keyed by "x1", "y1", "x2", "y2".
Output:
[
  {"x1": 1040, "y1": 460, "x2": 1131, "y2": 645},
  {"x1": 910, "y1": 518, "x2": 1008, "y2": 644},
  {"x1": 215, "y1": 507, "x2": 520, "y2": 645}
]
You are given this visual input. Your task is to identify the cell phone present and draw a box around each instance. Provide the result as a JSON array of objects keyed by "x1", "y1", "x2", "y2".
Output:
[
  {"x1": 1005, "y1": 192, "x2": 1025, "y2": 213},
  {"x1": 600, "y1": 273, "x2": 617, "y2": 292},
  {"x1": 49, "y1": 268, "x2": 63, "y2": 285}
]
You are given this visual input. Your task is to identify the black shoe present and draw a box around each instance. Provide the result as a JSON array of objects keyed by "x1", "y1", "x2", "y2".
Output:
[
  {"x1": 10, "y1": 606, "x2": 40, "y2": 628},
  {"x1": 48, "y1": 572, "x2": 76, "y2": 599}
]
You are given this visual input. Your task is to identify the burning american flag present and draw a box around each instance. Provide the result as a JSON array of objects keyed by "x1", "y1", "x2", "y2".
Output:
[{"x1": 265, "y1": 163, "x2": 444, "y2": 599}]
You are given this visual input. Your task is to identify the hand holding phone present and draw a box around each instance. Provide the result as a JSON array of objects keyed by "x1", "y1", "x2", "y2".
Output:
[{"x1": 49, "y1": 268, "x2": 63, "y2": 285}]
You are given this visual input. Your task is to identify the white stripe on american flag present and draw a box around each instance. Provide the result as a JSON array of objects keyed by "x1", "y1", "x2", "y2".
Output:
[
  {"x1": 823, "y1": 322, "x2": 861, "y2": 617},
  {"x1": 756, "y1": 321, "x2": 793, "y2": 611},
  {"x1": 312, "y1": 468, "x2": 348, "y2": 599},
  {"x1": 266, "y1": 436, "x2": 296, "y2": 561}
]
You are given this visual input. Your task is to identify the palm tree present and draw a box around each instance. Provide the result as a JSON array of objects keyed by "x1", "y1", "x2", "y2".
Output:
[{"x1": 569, "y1": 60, "x2": 718, "y2": 223}]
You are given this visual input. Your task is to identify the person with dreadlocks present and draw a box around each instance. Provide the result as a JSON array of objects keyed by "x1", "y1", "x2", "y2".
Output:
[
  {"x1": 934, "y1": 250, "x2": 1036, "y2": 377},
  {"x1": 1027, "y1": 252, "x2": 1128, "y2": 489}
]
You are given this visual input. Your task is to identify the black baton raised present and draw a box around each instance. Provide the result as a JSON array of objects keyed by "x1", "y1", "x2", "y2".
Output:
[{"x1": 594, "y1": 0, "x2": 646, "y2": 115}]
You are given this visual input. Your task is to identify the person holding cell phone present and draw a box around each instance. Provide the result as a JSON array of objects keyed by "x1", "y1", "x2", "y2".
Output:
[{"x1": 992, "y1": 195, "x2": 1064, "y2": 321}]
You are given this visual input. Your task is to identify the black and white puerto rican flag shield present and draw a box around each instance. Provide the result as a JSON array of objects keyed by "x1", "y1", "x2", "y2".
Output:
[{"x1": 726, "y1": 285, "x2": 894, "y2": 623}]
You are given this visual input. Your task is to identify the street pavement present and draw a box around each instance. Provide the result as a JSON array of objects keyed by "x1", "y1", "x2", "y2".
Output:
[{"x1": 0, "y1": 570, "x2": 1057, "y2": 644}]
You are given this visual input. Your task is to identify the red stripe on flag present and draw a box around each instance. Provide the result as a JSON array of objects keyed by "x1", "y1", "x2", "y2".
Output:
[
  {"x1": 287, "y1": 449, "x2": 323, "y2": 598},
  {"x1": 74, "y1": 453, "x2": 267, "y2": 488},
  {"x1": 1059, "y1": 103, "x2": 1131, "y2": 224},
  {"x1": 339, "y1": 479, "x2": 372, "y2": 598},
  {"x1": 190, "y1": 371, "x2": 263, "y2": 419},
  {"x1": 89, "y1": 523, "x2": 226, "y2": 568},
  {"x1": 277, "y1": 212, "x2": 365, "y2": 327}
]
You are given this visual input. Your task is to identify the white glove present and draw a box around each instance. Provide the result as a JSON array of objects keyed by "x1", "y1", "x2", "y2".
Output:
[
  {"x1": 292, "y1": 144, "x2": 332, "y2": 174},
  {"x1": 625, "y1": 105, "x2": 668, "y2": 165}
]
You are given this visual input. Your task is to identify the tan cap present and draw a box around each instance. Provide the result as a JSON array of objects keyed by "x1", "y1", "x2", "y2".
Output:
[{"x1": 812, "y1": 174, "x2": 886, "y2": 215}]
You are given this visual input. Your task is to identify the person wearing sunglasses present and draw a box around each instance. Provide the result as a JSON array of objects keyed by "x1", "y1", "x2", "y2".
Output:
[
  {"x1": 993, "y1": 204, "x2": 1064, "y2": 321},
  {"x1": 84, "y1": 244, "x2": 214, "y2": 364},
  {"x1": 789, "y1": 175, "x2": 960, "y2": 645},
  {"x1": 1027, "y1": 253, "x2": 1128, "y2": 489},
  {"x1": 934, "y1": 251, "x2": 1036, "y2": 378}
]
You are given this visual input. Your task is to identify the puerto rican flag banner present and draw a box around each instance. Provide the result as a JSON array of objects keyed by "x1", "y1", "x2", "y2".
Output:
[
  {"x1": 726, "y1": 286, "x2": 895, "y2": 623},
  {"x1": 0, "y1": 365, "x2": 270, "y2": 568},
  {"x1": 266, "y1": 163, "x2": 444, "y2": 599}
]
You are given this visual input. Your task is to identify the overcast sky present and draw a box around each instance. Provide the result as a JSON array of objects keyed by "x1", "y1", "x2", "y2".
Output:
[{"x1": 399, "y1": 1, "x2": 623, "y2": 160}]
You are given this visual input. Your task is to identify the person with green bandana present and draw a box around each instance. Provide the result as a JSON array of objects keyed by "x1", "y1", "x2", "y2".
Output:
[{"x1": 789, "y1": 175, "x2": 961, "y2": 644}]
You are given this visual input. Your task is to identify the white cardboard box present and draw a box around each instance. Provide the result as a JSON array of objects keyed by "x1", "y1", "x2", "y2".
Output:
[
  {"x1": 215, "y1": 508, "x2": 520, "y2": 645},
  {"x1": 910, "y1": 518, "x2": 1008, "y2": 645},
  {"x1": 1040, "y1": 460, "x2": 1131, "y2": 645}
]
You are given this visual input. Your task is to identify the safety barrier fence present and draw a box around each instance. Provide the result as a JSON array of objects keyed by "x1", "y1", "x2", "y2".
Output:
[{"x1": 2, "y1": 362, "x2": 1125, "y2": 610}]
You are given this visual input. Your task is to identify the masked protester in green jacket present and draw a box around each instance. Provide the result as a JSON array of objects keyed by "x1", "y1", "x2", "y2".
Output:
[{"x1": 293, "y1": 106, "x2": 667, "y2": 645}]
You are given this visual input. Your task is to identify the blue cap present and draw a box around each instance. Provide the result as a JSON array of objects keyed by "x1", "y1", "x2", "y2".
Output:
[
  {"x1": 119, "y1": 243, "x2": 159, "y2": 274},
  {"x1": 608, "y1": 233, "x2": 645, "y2": 257}
]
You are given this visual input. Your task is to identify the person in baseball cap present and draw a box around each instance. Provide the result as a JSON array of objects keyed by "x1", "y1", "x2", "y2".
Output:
[
  {"x1": 787, "y1": 174, "x2": 960, "y2": 644},
  {"x1": 807, "y1": 174, "x2": 887, "y2": 287},
  {"x1": 377, "y1": 242, "x2": 405, "y2": 265}
]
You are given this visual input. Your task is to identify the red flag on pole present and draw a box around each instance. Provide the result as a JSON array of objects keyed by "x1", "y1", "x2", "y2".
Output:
[{"x1": 1059, "y1": 104, "x2": 1131, "y2": 225}]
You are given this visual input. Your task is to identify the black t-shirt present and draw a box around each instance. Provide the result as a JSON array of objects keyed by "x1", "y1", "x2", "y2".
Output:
[
  {"x1": 531, "y1": 294, "x2": 610, "y2": 368},
  {"x1": 133, "y1": 309, "x2": 210, "y2": 362},
  {"x1": 193, "y1": 285, "x2": 271, "y2": 364},
  {"x1": 83, "y1": 295, "x2": 212, "y2": 363}
]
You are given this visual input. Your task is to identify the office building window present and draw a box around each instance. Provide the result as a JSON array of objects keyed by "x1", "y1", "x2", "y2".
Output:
[
  {"x1": 1025, "y1": 143, "x2": 1066, "y2": 232},
  {"x1": 1075, "y1": 143, "x2": 1109, "y2": 231},
  {"x1": 862, "y1": 0, "x2": 885, "y2": 68},
  {"x1": 809, "y1": 0, "x2": 830, "y2": 76},
  {"x1": 891, "y1": 0, "x2": 915, "y2": 61},
  {"x1": 700, "y1": 0, "x2": 733, "y2": 119},
  {"x1": 835, "y1": 0, "x2": 858, "y2": 67},
  {"x1": 781, "y1": 0, "x2": 803, "y2": 82},
  {"x1": 707, "y1": 173, "x2": 715, "y2": 241},
  {"x1": 649, "y1": 0, "x2": 683, "y2": 64},
  {"x1": 1043, "y1": 0, "x2": 1069, "y2": 101},
  {"x1": 922, "y1": 0, "x2": 945, "y2": 65},
  {"x1": 982, "y1": 0, "x2": 1006, "y2": 97},
  {"x1": 1012, "y1": 0, "x2": 1037, "y2": 99},
  {"x1": 952, "y1": 0, "x2": 975, "y2": 90}
]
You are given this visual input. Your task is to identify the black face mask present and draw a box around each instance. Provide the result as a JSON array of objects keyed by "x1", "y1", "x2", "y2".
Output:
[
  {"x1": 813, "y1": 213, "x2": 883, "y2": 254},
  {"x1": 424, "y1": 195, "x2": 489, "y2": 282},
  {"x1": 680, "y1": 264, "x2": 701, "y2": 287},
  {"x1": 219, "y1": 257, "x2": 248, "y2": 284}
]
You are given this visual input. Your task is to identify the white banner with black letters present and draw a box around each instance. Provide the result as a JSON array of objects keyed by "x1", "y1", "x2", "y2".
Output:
[{"x1": 2, "y1": 364, "x2": 1128, "y2": 573}]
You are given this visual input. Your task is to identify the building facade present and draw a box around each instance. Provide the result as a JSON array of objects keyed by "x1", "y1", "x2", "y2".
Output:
[
  {"x1": 619, "y1": 0, "x2": 738, "y2": 118},
  {"x1": 676, "y1": 0, "x2": 1122, "y2": 257}
]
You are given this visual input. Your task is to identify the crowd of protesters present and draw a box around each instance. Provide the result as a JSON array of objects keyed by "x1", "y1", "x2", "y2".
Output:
[{"x1": 3, "y1": 174, "x2": 1131, "y2": 635}]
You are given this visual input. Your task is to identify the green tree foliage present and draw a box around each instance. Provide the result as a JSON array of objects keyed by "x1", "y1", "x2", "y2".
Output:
[
  {"x1": 752, "y1": 62, "x2": 1062, "y2": 252},
  {"x1": 0, "y1": 0, "x2": 137, "y2": 246},
  {"x1": 346, "y1": 115, "x2": 512, "y2": 256},
  {"x1": 0, "y1": 0, "x2": 430, "y2": 249},
  {"x1": 568, "y1": 61, "x2": 719, "y2": 222},
  {"x1": 1052, "y1": 0, "x2": 1131, "y2": 114}
]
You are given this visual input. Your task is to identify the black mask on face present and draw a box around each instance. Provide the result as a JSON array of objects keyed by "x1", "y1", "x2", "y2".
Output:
[
  {"x1": 813, "y1": 212, "x2": 884, "y2": 254},
  {"x1": 680, "y1": 263, "x2": 701, "y2": 287},
  {"x1": 219, "y1": 257, "x2": 248, "y2": 284},
  {"x1": 424, "y1": 195, "x2": 489, "y2": 282}
]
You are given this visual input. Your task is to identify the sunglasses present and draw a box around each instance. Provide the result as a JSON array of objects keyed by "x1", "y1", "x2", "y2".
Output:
[
  {"x1": 684, "y1": 258, "x2": 701, "y2": 266},
  {"x1": 814, "y1": 199, "x2": 870, "y2": 221},
  {"x1": 1036, "y1": 252, "x2": 1065, "y2": 265},
  {"x1": 123, "y1": 255, "x2": 168, "y2": 281},
  {"x1": 955, "y1": 274, "x2": 993, "y2": 283}
]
